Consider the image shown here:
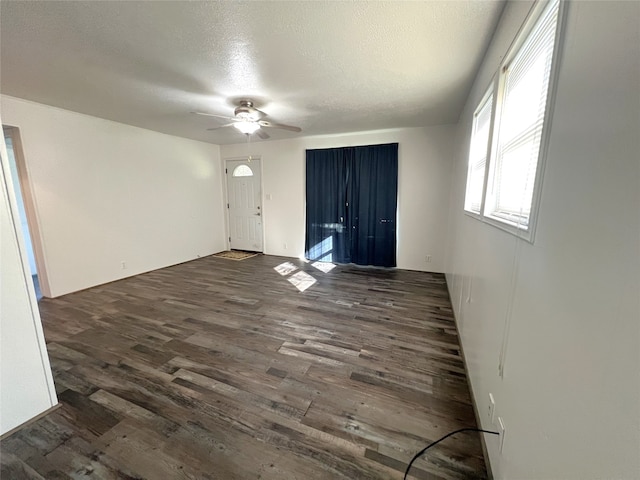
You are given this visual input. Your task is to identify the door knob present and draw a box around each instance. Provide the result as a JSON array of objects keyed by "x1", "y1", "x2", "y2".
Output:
[{"x1": 255, "y1": 212, "x2": 261, "y2": 216}]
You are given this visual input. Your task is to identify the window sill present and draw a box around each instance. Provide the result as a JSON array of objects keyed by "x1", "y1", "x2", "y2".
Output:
[{"x1": 463, "y1": 210, "x2": 535, "y2": 243}]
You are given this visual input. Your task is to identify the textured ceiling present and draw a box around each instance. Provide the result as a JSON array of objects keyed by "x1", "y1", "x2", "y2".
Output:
[{"x1": 0, "y1": 1, "x2": 505, "y2": 145}]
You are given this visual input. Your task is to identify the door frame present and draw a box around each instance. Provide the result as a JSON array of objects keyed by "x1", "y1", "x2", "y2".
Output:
[
  {"x1": 223, "y1": 156, "x2": 265, "y2": 252},
  {"x1": 3, "y1": 125, "x2": 52, "y2": 298}
]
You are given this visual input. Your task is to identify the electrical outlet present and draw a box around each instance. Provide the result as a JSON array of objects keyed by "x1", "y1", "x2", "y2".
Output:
[
  {"x1": 498, "y1": 417, "x2": 506, "y2": 453},
  {"x1": 425, "y1": 255, "x2": 432, "y2": 263},
  {"x1": 283, "y1": 242, "x2": 288, "y2": 250},
  {"x1": 121, "y1": 261, "x2": 126, "y2": 269},
  {"x1": 488, "y1": 393, "x2": 496, "y2": 424}
]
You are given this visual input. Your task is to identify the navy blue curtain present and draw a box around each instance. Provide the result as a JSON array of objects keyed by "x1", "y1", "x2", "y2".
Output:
[
  {"x1": 305, "y1": 148, "x2": 350, "y2": 263},
  {"x1": 305, "y1": 143, "x2": 398, "y2": 267}
]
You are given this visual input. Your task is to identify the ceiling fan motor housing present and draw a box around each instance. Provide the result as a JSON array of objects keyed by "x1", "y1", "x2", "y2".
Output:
[{"x1": 235, "y1": 100, "x2": 263, "y2": 121}]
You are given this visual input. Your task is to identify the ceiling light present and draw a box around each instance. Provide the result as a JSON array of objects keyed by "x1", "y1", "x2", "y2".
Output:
[{"x1": 233, "y1": 121, "x2": 260, "y2": 134}]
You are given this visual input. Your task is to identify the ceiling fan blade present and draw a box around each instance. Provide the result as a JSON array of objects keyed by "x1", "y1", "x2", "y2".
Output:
[
  {"x1": 253, "y1": 107, "x2": 267, "y2": 120},
  {"x1": 191, "y1": 111, "x2": 236, "y2": 121},
  {"x1": 256, "y1": 129, "x2": 270, "y2": 140},
  {"x1": 258, "y1": 120, "x2": 302, "y2": 132},
  {"x1": 206, "y1": 123, "x2": 236, "y2": 131}
]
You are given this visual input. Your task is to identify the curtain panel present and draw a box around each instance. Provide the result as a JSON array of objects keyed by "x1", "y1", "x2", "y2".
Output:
[{"x1": 305, "y1": 143, "x2": 398, "y2": 267}]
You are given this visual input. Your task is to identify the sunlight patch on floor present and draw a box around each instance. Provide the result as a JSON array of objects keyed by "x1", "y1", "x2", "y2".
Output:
[
  {"x1": 312, "y1": 261, "x2": 336, "y2": 273},
  {"x1": 287, "y1": 271, "x2": 317, "y2": 292},
  {"x1": 274, "y1": 259, "x2": 335, "y2": 293},
  {"x1": 274, "y1": 262, "x2": 298, "y2": 276}
]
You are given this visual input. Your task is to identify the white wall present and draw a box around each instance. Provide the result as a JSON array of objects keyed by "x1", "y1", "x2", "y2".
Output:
[
  {"x1": 1, "y1": 119, "x2": 57, "y2": 435},
  {"x1": 445, "y1": 1, "x2": 640, "y2": 478},
  {"x1": 221, "y1": 126, "x2": 454, "y2": 272},
  {"x1": 1, "y1": 96, "x2": 226, "y2": 297}
]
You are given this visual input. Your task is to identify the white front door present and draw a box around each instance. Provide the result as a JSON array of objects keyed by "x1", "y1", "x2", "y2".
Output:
[{"x1": 226, "y1": 159, "x2": 263, "y2": 252}]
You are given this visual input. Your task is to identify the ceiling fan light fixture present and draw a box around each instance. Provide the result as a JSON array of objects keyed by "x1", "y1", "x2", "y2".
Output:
[{"x1": 233, "y1": 120, "x2": 260, "y2": 134}]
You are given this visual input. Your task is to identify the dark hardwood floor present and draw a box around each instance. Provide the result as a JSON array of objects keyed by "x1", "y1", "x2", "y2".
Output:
[{"x1": 1, "y1": 254, "x2": 487, "y2": 479}]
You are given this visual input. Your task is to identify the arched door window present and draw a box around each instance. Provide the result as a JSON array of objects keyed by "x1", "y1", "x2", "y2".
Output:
[{"x1": 232, "y1": 165, "x2": 253, "y2": 177}]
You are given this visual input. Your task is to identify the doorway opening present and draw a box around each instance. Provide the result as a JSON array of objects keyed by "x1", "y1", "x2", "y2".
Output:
[{"x1": 3, "y1": 126, "x2": 47, "y2": 299}]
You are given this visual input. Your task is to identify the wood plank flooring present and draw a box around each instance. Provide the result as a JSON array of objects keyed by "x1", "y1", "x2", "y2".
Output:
[{"x1": 1, "y1": 254, "x2": 487, "y2": 479}]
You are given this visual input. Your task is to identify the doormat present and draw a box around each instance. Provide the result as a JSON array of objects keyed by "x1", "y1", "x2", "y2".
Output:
[{"x1": 212, "y1": 250, "x2": 259, "y2": 261}]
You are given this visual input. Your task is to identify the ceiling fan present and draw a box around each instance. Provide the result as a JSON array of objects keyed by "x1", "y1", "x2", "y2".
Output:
[{"x1": 192, "y1": 99, "x2": 302, "y2": 139}]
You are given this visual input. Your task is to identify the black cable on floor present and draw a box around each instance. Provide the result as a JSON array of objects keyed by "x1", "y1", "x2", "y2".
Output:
[{"x1": 404, "y1": 428, "x2": 499, "y2": 480}]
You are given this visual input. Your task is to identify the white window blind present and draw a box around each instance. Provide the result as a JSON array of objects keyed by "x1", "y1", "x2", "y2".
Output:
[
  {"x1": 487, "y1": 0, "x2": 560, "y2": 229},
  {"x1": 464, "y1": 91, "x2": 493, "y2": 213}
]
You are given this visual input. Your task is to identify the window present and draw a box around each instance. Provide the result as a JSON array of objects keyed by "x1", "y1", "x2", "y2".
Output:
[
  {"x1": 464, "y1": 89, "x2": 493, "y2": 214},
  {"x1": 464, "y1": 0, "x2": 562, "y2": 240},
  {"x1": 232, "y1": 164, "x2": 253, "y2": 177}
]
